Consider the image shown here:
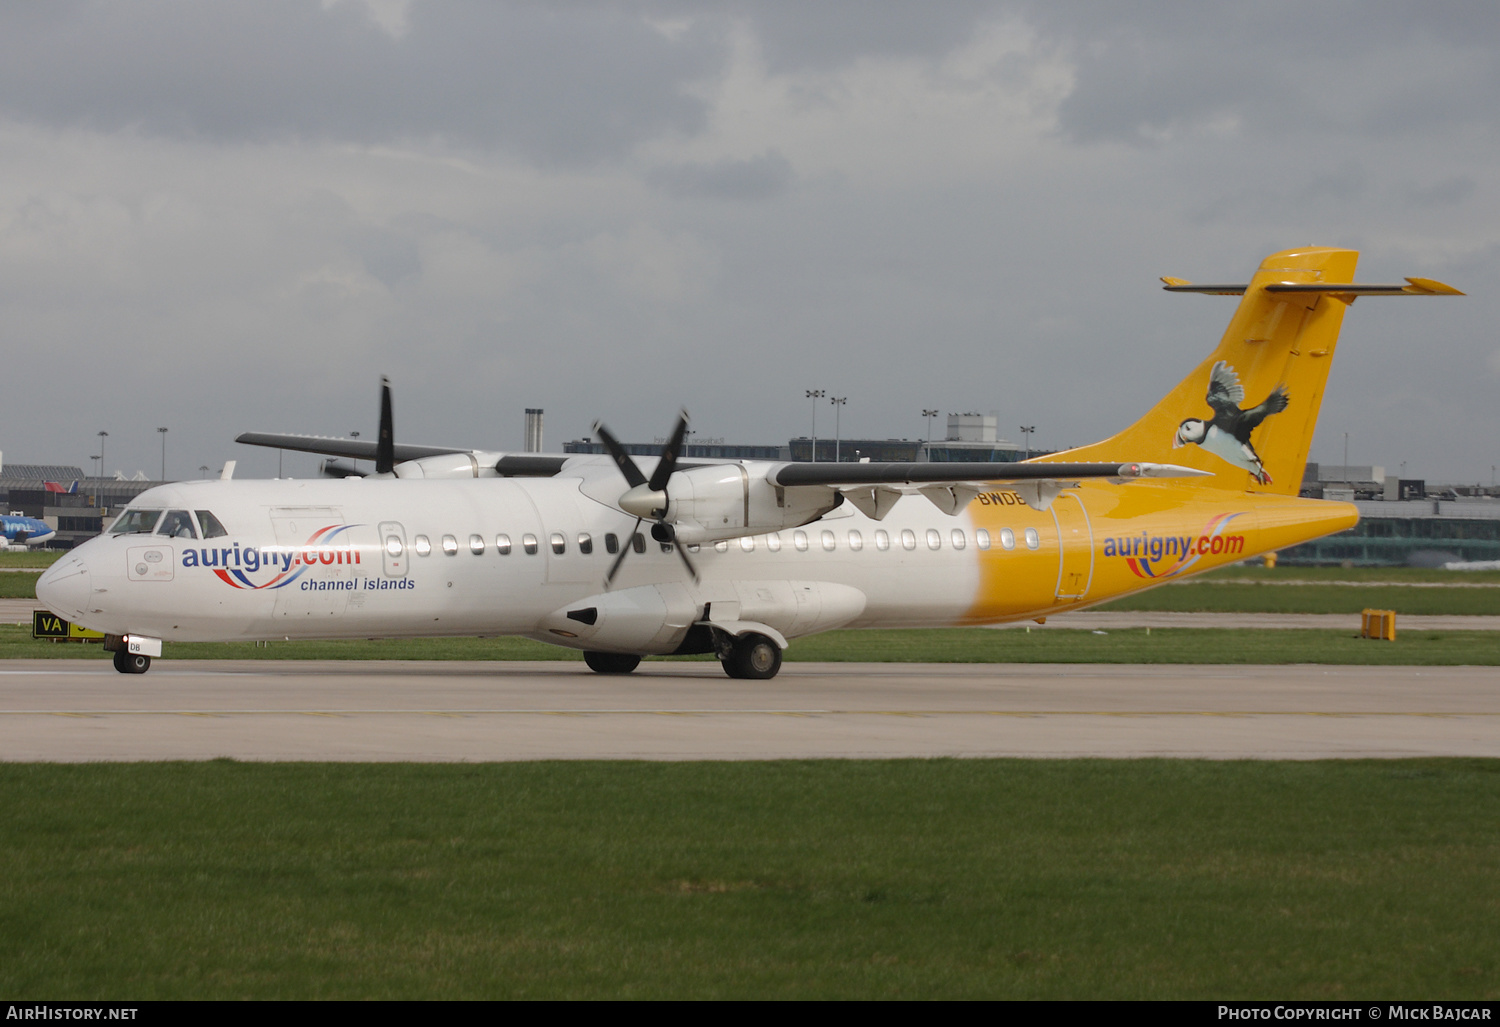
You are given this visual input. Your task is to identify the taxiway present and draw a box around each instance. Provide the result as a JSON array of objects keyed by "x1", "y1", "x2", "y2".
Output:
[{"x1": 0, "y1": 659, "x2": 1495, "y2": 761}]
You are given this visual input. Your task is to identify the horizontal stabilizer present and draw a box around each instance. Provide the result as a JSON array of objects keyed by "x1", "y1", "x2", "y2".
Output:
[{"x1": 1162, "y1": 277, "x2": 1463, "y2": 297}]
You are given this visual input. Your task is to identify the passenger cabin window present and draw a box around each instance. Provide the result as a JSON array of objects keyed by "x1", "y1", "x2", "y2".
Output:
[
  {"x1": 496, "y1": 534, "x2": 512, "y2": 555},
  {"x1": 442, "y1": 534, "x2": 459, "y2": 556},
  {"x1": 631, "y1": 533, "x2": 646, "y2": 554},
  {"x1": 414, "y1": 535, "x2": 432, "y2": 556},
  {"x1": 196, "y1": 511, "x2": 228, "y2": 539},
  {"x1": 715, "y1": 540, "x2": 729, "y2": 553},
  {"x1": 766, "y1": 533, "x2": 782, "y2": 552},
  {"x1": 1025, "y1": 527, "x2": 1040, "y2": 550},
  {"x1": 110, "y1": 509, "x2": 163, "y2": 534},
  {"x1": 976, "y1": 528, "x2": 990, "y2": 550},
  {"x1": 848, "y1": 530, "x2": 863, "y2": 551},
  {"x1": 740, "y1": 536, "x2": 755, "y2": 552},
  {"x1": 793, "y1": 530, "x2": 809, "y2": 552},
  {"x1": 578, "y1": 533, "x2": 593, "y2": 555},
  {"x1": 604, "y1": 533, "x2": 619, "y2": 554},
  {"x1": 385, "y1": 536, "x2": 403, "y2": 557},
  {"x1": 951, "y1": 529, "x2": 966, "y2": 550},
  {"x1": 157, "y1": 510, "x2": 197, "y2": 539},
  {"x1": 523, "y1": 534, "x2": 539, "y2": 555},
  {"x1": 550, "y1": 533, "x2": 566, "y2": 555},
  {"x1": 821, "y1": 530, "x2": 836, "y2": 552},
  {"x1": 469, "y1": 534, "x2": 485, "y2": 555},
  {"x1": 875, "y1": 530, "x2": 890, "y2": 551},
  {"x1": 1000, "y1": 528, "x2": 1015, "y2": 551},
  {"x1": 900, "y1": 529, "x2": 916, "y2": 551},
  {"x1": 926, "y1": 529, "x2": 941, "y2": 551}
]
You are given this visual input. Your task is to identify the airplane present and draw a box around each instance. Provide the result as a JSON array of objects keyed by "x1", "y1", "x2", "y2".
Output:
[
  {"x1": 35, "y1": 247, "x2": 1461, "y2": 676},
  {"x1": 1, "y1": 514, "x2": 55, "y2": 549}
]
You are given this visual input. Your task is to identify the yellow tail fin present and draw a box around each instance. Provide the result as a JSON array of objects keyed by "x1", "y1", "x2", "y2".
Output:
[{"x1": 1049, "y1": 247, "x2": 1457, "y2": 496}]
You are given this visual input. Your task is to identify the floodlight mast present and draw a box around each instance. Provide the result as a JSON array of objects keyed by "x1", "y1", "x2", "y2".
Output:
[{"x1": 805, "y1": 389, "x2": 826, "y2": 461}]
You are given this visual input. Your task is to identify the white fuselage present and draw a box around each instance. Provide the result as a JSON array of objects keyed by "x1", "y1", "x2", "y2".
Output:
[{"x1": 37, "y1": 457, "x2": 1065, "y2": 653}]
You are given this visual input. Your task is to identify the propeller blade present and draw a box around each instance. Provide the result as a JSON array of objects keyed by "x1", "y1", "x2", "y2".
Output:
[
  {"x1": 674, "y1": 540, "x2": 699, "y2": 583},
  {"x1": 593, "y1": 423, "x2": 647, "y2": 488},
  {"x1": 604, "y1": 517, "x2": 642, "y2": 588},
  {"x1": 648, "y1": 410, "x2": 690, "y2": 492},
  {"x1": 376, "y1": 376, "x2": 395, "y2": 475}
]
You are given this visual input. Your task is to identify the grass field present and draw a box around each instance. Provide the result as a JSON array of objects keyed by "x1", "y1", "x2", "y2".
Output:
[
  {"x1": 0, "y1": 572, "x2": 40, "y2": 598},
  {"x1": 8, "y1": 623, "x2": 1500, "y2": 665},
  {"x1": 1097, "y1": 582, "x2": 1500, "y2": 615},
  {"x1": 0, "y1": 551, "x2": 61, "y2": 569},
  {"x1": 1, "y1": 759, "x2": 1496, "y2": 999}
]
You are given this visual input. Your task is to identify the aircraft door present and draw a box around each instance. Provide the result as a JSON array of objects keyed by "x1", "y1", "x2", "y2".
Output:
[
  {"x1": 1051, "y1": 492, "x2": 1094, "y2": 599},
  {"x1": 269, "y1": 507, "x2": 353, "y2": 621},
  {"x1": 378, "y1": 521, "x2": 408, "y2": 578},
  {"x1": 523, "y1": 485, "x2": 595, "y2": 586}
]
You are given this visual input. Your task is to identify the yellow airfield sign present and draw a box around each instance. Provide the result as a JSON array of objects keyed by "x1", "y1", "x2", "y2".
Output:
[{"x1": 32, "y1": 610, "x2": 104, "y2": 641}]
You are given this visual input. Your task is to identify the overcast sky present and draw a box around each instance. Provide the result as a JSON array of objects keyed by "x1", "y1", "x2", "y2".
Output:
[{"x1": 2, "y1": 0, "x2": 1496, "y2": 482}]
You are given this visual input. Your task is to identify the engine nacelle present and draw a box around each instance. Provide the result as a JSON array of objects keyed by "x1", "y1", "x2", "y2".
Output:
[
  {"x1": 391, "y1": 451, "x2": 505, "y2": 479},
  {"x1": 663, "y1": 464, "x2": 840, "y2": 545},
  {"x1": 538, "y1": 579, "x2": 867, "y2": 655}
]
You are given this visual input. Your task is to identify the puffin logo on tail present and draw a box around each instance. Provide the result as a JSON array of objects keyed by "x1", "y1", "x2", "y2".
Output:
[{"x1": 1173, "y1": 360, "x2": 1288, "y2": 484}]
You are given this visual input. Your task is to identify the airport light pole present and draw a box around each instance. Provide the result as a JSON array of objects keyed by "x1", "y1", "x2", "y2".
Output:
[
  {"x1": 199, "y1": 465, "x2": 209, "y2": 480},
  {"x1": 922, "y1": 409, "x2": 939, "y2": 457},
  {"x1": 1020, "y1": 425, "x2": 1035, "y2": 460},
  {"x1": 157, "y1": 427, "x2": 168, "y2": 482},
  {"x1": 1343, "y1": 432, "x2": 1351, "y2": 489},
  {"x1": 830, "y1": 397, "x2": 847, "y2": 462},
  {"x1": 96, "y1": 431, "x2": 108, "y2": 508},
  {"x1": 806, "y1": 389, "x2": 825, "y2": 461}
]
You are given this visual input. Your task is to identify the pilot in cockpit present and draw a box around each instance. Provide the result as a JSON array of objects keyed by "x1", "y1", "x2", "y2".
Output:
[{"x1": 157, "y1": 510, "x2": 197, "y2": 539}]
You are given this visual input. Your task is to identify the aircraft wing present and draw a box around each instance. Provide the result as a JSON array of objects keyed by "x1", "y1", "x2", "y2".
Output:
[
  {"x1": 236, "y1": 431, "x2": 571, "y2": 477},
  {"x1": 235, "y1": 432, "x2": 466, "y2": 463},
  {"x1": 768, "y1": 460, "x2": 1206, "y2": 487},
  {"x1": 768, "y1": 460, "x2": 1210, "y2": 516}
]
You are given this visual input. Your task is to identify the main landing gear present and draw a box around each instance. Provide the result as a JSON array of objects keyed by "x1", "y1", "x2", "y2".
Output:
[
  {"x1": 721, "y1": 633, "x2": 782, "y2": 680},
  {"x1": 112, "y1": 650, "x2": 151, "y2": 675}
]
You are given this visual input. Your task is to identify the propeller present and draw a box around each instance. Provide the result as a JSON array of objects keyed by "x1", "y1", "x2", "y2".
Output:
[
  {"x1": 375, "y1": 375, "x2": 395, "y2": 475},
  {"x1": 317, "y1": 376, "x2": 396, "y2": 479},
  {"x1": 593, "y1": 410, "x2": 698, "y2": 587}
]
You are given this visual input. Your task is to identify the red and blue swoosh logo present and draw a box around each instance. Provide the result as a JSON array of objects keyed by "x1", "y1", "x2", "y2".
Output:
[{"x1": 213, "y1": 524, "x2": 357, "y2": 589}]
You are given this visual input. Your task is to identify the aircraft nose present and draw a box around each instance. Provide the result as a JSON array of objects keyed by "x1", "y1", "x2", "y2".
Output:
[{"x1": 36, "y1": 555, "x2": 91, "y2": 621}]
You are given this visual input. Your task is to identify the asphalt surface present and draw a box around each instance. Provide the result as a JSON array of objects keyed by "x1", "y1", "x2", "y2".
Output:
[
  {"x1": 1, "y1": 659, "x2": 1496, "y2": 761},
  {"x1": 7, "y1": 596, "x2": 1500, "y2": 631}
]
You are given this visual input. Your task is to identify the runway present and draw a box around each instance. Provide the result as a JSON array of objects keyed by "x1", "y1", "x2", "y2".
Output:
[
  {"x1": 1, "y1": 659, "x2": 1496, "y2": 761},
  {"x1": 8, "y1": 597, "x2": 1500, "y2": 631}
]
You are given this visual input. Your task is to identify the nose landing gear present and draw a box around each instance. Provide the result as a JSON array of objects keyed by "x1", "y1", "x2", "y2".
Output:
[{"x1": 112, "y1": 650, "x2": 151, "y2": 674}]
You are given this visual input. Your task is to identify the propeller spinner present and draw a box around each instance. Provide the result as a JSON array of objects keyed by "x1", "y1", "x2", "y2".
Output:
[{"x1": 593, "y1": 411, "x2": 698, "y2": 587}]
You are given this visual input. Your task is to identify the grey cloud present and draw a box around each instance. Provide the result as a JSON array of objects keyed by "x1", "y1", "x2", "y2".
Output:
[
  {"x1": 646, "y1": 150, "x2": 794, "y2": 200},
  {"x1": 694, "y1": 0, "x2": 999, "y2": 72},
  {"x1": 1021, "y1": 0, "x2": 1500, "y2": 145},
  {"x1": 1403, "y1": 177, "x2": 1476, "y2": 207},
  {"x1": 0, "y1": 0, "x2": 722, "y2": 164}
]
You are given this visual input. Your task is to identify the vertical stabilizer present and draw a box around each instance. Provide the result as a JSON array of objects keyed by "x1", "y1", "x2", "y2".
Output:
[{"x1": 1048, "y1": 247, "x2": 1361, "y2": 496}]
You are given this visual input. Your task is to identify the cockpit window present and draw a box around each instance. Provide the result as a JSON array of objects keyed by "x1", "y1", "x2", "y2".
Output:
[
  {"x1": 157, "y1": 510, "x2": 198, "y2": 539},
  {"x1": 196, "y1": 511, "x2": 228, "y2": 539},
  {"x1": 109, "y1": 509, "x2": 163, "y2": 535}
]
